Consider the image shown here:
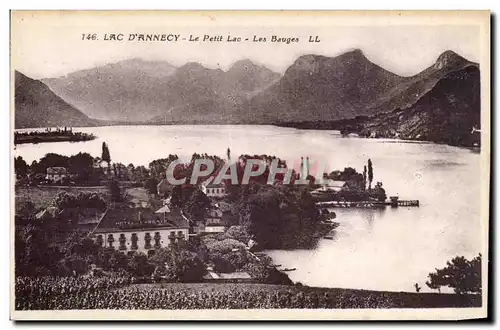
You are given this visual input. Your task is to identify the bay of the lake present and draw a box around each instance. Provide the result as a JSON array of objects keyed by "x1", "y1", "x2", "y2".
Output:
[{"x1": 14, "y1": 125, "x2": 481, "y2": 292}]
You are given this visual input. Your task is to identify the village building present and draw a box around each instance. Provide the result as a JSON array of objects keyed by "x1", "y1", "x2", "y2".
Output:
[
  {"x1": 91, "y1": 204, "x2": 189, "y2": 256},
  {"x1": 204, "y1": 208, "x2": 226, "y2": 233},
  {"x1": 203, "y1": 270, "x2": 254, "y2": 283},
  {"x1": 200, "y1": 177, "x2": 227, "y2": 198},
  {"x1": 189, "y1": 202, "x2": 233, "y2": 235},
  {"x1": 45, "y1": 167, "x2": 68, "y2": 184},
  {"x1": 311, "y1": 179, "x2": 348, "y2": 196}
]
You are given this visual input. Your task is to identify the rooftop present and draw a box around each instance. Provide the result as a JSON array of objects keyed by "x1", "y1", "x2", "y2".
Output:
[
  {"x1": 201, "y1": 176, "x2": 226, "y2": 188},
  {"x1": 46, "y1": 167, "x2": 67, "y2": 174},
  {"x1": 92, "y1": 204, "x2": 189, "y2": 233},
  {"x1": 218, "y1": 272, "x2": 252, "y2": 279}
]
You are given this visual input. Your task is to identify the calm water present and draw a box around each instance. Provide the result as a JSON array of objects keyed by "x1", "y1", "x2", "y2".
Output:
[{"x1": 15, "y1": 125, "x2": 482, "y2": 292}]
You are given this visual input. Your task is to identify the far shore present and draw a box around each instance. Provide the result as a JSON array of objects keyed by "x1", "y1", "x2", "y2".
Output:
[{"x1": 14, "y1": 122, "x2": 479, "y2": 150}]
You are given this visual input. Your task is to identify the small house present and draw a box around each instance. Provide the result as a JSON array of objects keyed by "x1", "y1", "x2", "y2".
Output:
[
  {"x1": 45, "y1": 167, "x2": 68, "y2": 184},
  {"x1": 200, "y1": 177, "x2": 227, "y2": 198},
  {"x1": 325, "y1": 180, "x2": 347, "y2": 191},
  {"x1": 203, "y1": 271, "x2": 254, "y2": 283}
]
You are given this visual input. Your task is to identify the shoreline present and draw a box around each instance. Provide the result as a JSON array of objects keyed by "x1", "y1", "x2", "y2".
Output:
[
  {"x1": 15, "y1": 123, "x2": 480, "y2": 150},
  {"x1": 14, "y1": 131, "x2": 96, "y2": 145}
]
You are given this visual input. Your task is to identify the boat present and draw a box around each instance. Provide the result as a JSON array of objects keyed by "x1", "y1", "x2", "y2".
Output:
[{"x1": 281, "y1": 268, "x2": 297, "y2": 272}]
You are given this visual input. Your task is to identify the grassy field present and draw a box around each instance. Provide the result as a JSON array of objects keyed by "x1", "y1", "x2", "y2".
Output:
[
  {"x1": 16, "y1": 279, "x2": 481, "y2": 310},
  {"x1": 124, "y1": 187, "x2": 164, "y2": 209},
  {"x1": 121, "y1": 282, "x2": 480, "y2": 309},
  {"x1": 15, "y1": 185, "x2": 109, "y2": 210}
]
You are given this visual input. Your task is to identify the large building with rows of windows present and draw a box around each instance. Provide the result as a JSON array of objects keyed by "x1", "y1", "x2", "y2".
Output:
[{"x1": 91, "y1": 204, "x2": 190, "y2": 257}]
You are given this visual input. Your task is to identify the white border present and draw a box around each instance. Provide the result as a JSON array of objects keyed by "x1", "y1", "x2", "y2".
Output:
[{"x1": 2, "y1": 2, "x2": 497, "y2": 329}]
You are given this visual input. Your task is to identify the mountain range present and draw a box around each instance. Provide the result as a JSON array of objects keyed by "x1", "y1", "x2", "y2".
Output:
[
  {"x1": 15, "y1": 49, "x2": 480, "y2": 146},
  {"x1": 14, "y1": 71, "x2": 96, "y2": 129},
  {"x1": 272, "y1": 50, "x2": 481, "y2": 147},
  {"x1": 42, "y1": 58, "x2": 280, "y2": 123},
  {"x1": 355, "y1": 63, "x2": 480, "y2": 147}
]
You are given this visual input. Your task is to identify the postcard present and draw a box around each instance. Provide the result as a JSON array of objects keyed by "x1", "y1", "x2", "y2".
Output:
[{"x1": 10, "y1": 10, "x2": 490, "y2": 320}]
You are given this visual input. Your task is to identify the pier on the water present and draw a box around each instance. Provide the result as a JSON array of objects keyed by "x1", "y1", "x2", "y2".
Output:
[{"x1": 317, "y1": 196, "x2": 419, "y2": 208}]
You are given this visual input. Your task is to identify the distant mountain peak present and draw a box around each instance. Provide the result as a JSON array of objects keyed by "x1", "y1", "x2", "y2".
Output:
[
  {"x1": 295, "y1": 49, "x2": 369, "y2": 65},
  {"x1": 15, "y1": 70, "x2": 95, "y2": 128},
  {"x1": 435, "y1": 50, "x2": 468, "y2": 69},
  {"x1": 229, "y1": 59, "x2": 259, "y2": 71},
  {"x1": 117, "y1": 57, "x2": 146, "y2": 63},
  {"x1": 345, "y1": 48, "x2": 365, "y2": 57},
  {"x1": 287, "y1": 49, "x2": 376, "y2": 77},
  {"x1": 179, "y1": 62, "x2": 209, "y2": 71},
  {"x1": 231, "y1": 59, "x2": 255, "y2": 66},
  {"x1": 117, "y1": 57, "x2": 173, "y2": 66}
]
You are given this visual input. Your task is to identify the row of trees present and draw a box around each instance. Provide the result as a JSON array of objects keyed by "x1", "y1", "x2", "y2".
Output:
[
  {"x1": 326, "y1": 163, "x2": 386, "y2": 202},
  {"x1": 228, "y1": 183, "x2": 324, "y2": 250},
  {"x1": 15, "y1": 153, "x2": 101, "y2": 185},
  {"x1": 53, "y1": 191, "x2": 106, "y2": 212}
]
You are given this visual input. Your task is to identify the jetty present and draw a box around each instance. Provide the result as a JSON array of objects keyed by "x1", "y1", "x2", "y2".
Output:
[{"x1": 316, "y1": 196, "x2": 419, "y2": 209}]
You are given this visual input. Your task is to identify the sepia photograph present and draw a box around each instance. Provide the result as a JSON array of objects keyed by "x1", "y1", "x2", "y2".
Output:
[{"x1": 9, "y1": 10, "x2": 490, "y2": 320}]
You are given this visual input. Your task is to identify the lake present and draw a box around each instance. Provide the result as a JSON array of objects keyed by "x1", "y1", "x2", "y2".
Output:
[{"x1": 14, "y1": 125, "x2": 482, "y2": 292}]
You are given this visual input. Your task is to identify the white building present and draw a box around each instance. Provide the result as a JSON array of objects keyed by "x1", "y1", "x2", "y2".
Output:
[
  {"x1": 46, "y1": 167, "x2": 68, "y2": 183},
  {"x1": 200, "y1": 177, "x2": 227, "y2": 198},
  {"x1": 311, "y1": 180, "x2": 347, "y2": 195},
  {"x1": 204, "y1": 223, "x2": 226, "y2": 233},
  {"x1": 204, "y1": 207, "x2": 226, "y2": 233},
  {"x1": 91, "y1": 205, "x2": 189, "y2": 257}
]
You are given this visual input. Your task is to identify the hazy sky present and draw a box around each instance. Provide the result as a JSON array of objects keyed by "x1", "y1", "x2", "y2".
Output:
[{"x1": 11, "y1": 12, "x2": 481, "y2": 79}]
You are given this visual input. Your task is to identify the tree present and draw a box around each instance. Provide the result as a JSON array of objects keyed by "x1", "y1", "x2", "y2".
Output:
[
  {"x1": 183, "y1": 189, "x2": 210, "y2": 223},
  {"x1": 57, "y1": 254, "x2": 89, "y2": 276},
  {"x1": 32, "y1": 153, "x2": 69, "y2": 174},
  {"x1": 108, "y1": 249, "x2": 128, "y2": 271},
  {"x1": 127, "y1": 253, "x2": 154, "y2": 277},
  {"x1": 242, "y1": 185, "x2": 322, "y2": 249},
  {"x1": 101, "y1": 142, "x2": 111, "y2": 165},
  {"x1": 362, "y1": 165, "x2": 367, "y2": 191},
  {"x1": 148, "y1": 155, "x2": 179, "y2": 179},
  {"x1": 144, "y1": 177, "x2": 159, "y2": 196},
  {"x1": 15, "y1": 200, "x2": 35, "y2": 223},
  {"x1": 15, "y1": 156, "x2": 29, "y2": 178},
  {"x1": 168, "y1": 249, "x2": 206, "y2": 282},
  {"x1": 223, "y1": 226, "x2": 251, "y2": 244},
  {"x1": 426, "y1": 271, "x2": 444, "y2": 293},
  {"x1": 108, "y1": 179, "x2": 122, "y2": 202},
  {"x1": 15, "y1": 224, "x2": 52, "y2": 276},
  {"x1": 151, "y1": 244, "x2": 206, "y2": 282},
  {"x1": 425, "y1": 254, "x2": 482, "y2": 294},
  {"x1": 370, "y1": 182, "x2": 386, "y2": 202},
  {"x1": 53, "y1": 191, "x2": 106, "y2": 212},
  {"x1": 205, "y1": 238, "x2": 249, "y2": 272},
  {"x1": 367, "y1": 159, "x2": 373, "y2": 190},
  {"x1": 68, "y1": 152, "x2": 95, "y2": 183}
]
